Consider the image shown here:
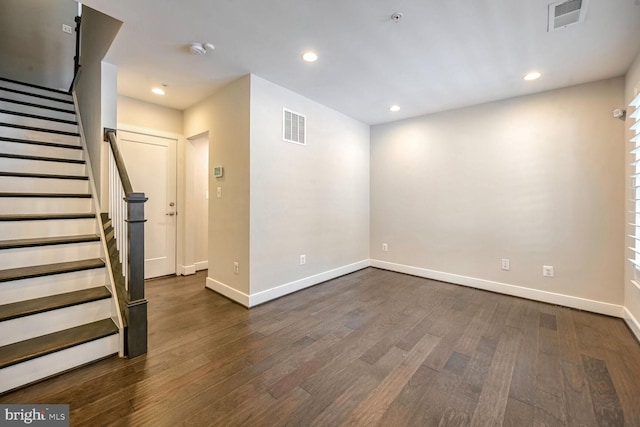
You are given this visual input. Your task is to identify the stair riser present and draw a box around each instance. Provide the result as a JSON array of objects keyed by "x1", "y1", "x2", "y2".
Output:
[
  {"x1": 0, "y1": 157, "x2": 86, "y2": 175},
  {"x1": 0, "y1": 267, "x2": 107, "y2": 305},
  {"x1": 0, "y1": 81, "x2": 72, "y2": 102},
  {"x1": 0, "y1": 334, "x2": 118, "y2": 394},
  {"x1": 0, "y1": 89, "x2": 73, "y2": 112},
  {"x1": 0, "y1": 113, "x2": 77, "y2": 134},
  {"x1": 0, "y1": 176, "x2": 89, "y2": 194},
  {"x1": 0, "y1": 125, "x2": 80, "y2": 146},
  {"x1": 0, "y1": 197, "x2": 93, "y2": 215},
  {"x1": 0, "y1": 140, "x2": 83, "y2": 160},
  {"x1": 0, "y1": 100, "x2": 76, "y2": 122},
  {"x1": 0, "y1": 218, "x2": 97, "y2": 240},
  {"x1": 0, "y1": 242, "x2": 101, "y2": 270},
  {"x1": 0, "y1": 298, "x2": 112, "y2": 347}
]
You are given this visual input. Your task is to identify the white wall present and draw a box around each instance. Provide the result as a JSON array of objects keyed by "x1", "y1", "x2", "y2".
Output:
[
  {"x1": 371, "y1": 77, "x2": 625, "y2": 315},
  {"x1": 625, "y1": 50, "x2": 640, "y2": 338},
  {"x1": 183, "y1": 76, "x2": 251, "y2": 297},
  {"x1": 248, "y1": 75, "x2": 370, "y2": 305},
  {"x1": 117, "y1": 95, "x2": 183, "y2": 135}
]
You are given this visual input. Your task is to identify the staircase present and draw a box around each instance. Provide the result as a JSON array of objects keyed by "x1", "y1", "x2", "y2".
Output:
[{"x1": 0, "y1": 77, "x2": 120, "y2": 394}]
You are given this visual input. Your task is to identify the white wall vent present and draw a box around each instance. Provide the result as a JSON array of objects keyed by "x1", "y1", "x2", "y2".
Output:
[
  {"x1": 283, "y1": 108, "x2": 306, "y2": 145},
  {"x1": 548, "y1": 0, "x2": 588, "y2": 32}
]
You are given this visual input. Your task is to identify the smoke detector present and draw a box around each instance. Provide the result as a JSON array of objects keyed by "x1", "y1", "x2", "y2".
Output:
[
  {"x1": 189, "y1": 43, "x2": 215, "y2": 55},
  {"x1": 391, "y1": 12, "x2": 403, "y2": 23}
]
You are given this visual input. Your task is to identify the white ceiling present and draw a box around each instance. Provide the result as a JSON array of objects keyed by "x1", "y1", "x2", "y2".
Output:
[{"x1": 80, "y1": 0, "x2": 640, "y2": 125}]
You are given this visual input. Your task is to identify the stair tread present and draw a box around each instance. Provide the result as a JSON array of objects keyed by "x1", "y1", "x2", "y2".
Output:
[
  {"x1": 0, "y1": 87, "x2": 74, "y2": 105},
  {"x1": 0, "y1": 152, "x2": 84, "y2": 164},
  {"x1": 0, "y1": 192, "x2": 92, "y2": 198},
  {"x1": 0, "y1": 258, "x2": 105, "y2": 283},
  {"x1": 0, "y1": 234, "x2": 100, "y2": 250},
  {"x1": 0, "y1": 122, "x2": 79, "y2": 137},
  {"x1": 0, "y1": 136, "x2": 82, "y2": 150},
  {"x1": 0, "y1": 171, "x2": 88, "y2": 180},
  {"x1": 0, "y1": 109, "x2": 77, "y2": 125},
  {"x1": 0, "y1": 77, "x2": 72, "y2": 97},
  {"x1": 0, "y1": 286, "x2": 111, "y2": 322},
  {"x1": 0, "y1": 319, "x2": 117, "y2": 369},
  {"x1": 0, "y1": 97, "x2": 76, "y2": 115},
  {"x1": 0, "y1": 213, "x2": 95, "y2": 221}
]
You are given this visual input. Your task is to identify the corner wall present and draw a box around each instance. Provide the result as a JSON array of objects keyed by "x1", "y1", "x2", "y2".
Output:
[
  {"x1": 371, "y1": 77, "x2": 625, "y2": 316},
  {"x1": 625, "y1": 50, "x2": 640, "y2": 339},
  {"x1": 248, "y1": 75, "x2": 370, "y2": 306}
]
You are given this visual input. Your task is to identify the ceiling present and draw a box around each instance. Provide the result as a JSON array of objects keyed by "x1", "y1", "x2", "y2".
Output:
[{"x1": 79, "y1": 0, "x2": 640, "y2": 125}]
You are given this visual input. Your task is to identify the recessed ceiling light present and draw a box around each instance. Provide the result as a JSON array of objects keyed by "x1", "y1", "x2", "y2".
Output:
[
  {"x1": 524, "y1": 71, "x2": 542, "y2": 81},
  {"x1": 152, "y1": 87, "x2": 165, "y2": 95},
  {"x1": 390, "y1": 105, "x2": 400, "y2": 112},
  {"x1": 302, "y1": 51, "x2": 318, "y2": 63}
]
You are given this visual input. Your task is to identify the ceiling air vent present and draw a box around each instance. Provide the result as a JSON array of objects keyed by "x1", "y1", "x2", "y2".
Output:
[
  {"x1": 548, "y1": 0, "x2": 588, "y2": 31},
  {"x1": 283, "y1": 108, "x2": 306, "y2": 145}
]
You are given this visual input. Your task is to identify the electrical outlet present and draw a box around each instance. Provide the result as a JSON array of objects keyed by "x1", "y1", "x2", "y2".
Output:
[
  {"x1": 382, "y1": 243, "x2": 388, "y2": 252},
  {"x1": 300, "y1": 254, "x2": 306, "y2": 265},
  {"x1": 501, "y1": 258, "x2": 510, "y2": 271},
  {"x1": 233, "y1": 262, "x2": 239, "y2": 274},
  {"x1": 62, "y1": 24, "x2": 73, "y2": 34},
  {"x1": 543, "y1": 265, "x2": 554, "y2": 278}
]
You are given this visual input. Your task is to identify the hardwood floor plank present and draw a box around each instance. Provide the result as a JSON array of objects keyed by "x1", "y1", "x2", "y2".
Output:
[{"x1": 582, "y1": 355, "x2": 625, "y2": 426}]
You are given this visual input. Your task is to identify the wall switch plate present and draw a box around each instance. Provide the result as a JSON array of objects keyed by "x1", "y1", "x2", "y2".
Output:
[
  {"x1": 382, "y1": 243, "x2": 388, "y2": 252},
  {"x1": 217, "y1": 187, "x2": 221, "y2": 198},
  {"x1": 543, "y1": 265, "x2": 554, "y2": 277},
  {"x1": 62, "y1": 24, "x2": 73, "y2": 34},
  {"x1": 501, "y1": 258, "x2": 510, "y2": 271},
  {"x1": 233, "y1": 262, "x2": 239, "y2": 274},
  {"x1": 300, "y1": 254, "x2": 306, "y2": 265}
]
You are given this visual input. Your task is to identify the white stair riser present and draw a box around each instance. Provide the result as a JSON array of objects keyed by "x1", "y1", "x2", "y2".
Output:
[
  {"x1": 0, "y1": 140, "x2": 83, "y2": 160},
  {"x1": 0, "y1": 113, "x2": 78, "y2": 134},
  {"x1": 0, "y1": 241, "x2": 101, "y2": 270},
  {"x1": 0, "y1": 334, "x2": 118, "y2": 394},
  {"x1": 0, "y1": 298, "x2": 112, "y2": 346},
  {"x1": 0, "y1": 81, "x2": 72, "y2": 102},
  {"x1": 0, "y1": 176, "x2": 89, "y2": 194},
  {"x1": 0, "y1": 157, "x2": 86, "y2": 175},
  {"x1": 0, "y1": 125, "x2": 80, "y2": 146},
  {"x1": 0, "y1": 91, "x2": 74, "y2": 114},
  {"x1": 0, "y1": 197, "x2": 93, "y2": 215},
  {"x1": 0, "y1": 267, "x2": 107, "y2": 304},
  {"x1": 0, "y1": 100, "x2": 76, "y2": 122},
  {"x1": 0, "y1": 218, "x2": 97, "y2": 240}
]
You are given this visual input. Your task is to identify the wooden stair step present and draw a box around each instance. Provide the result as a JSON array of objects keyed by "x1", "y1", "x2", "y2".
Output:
[
  {"x1": 0, "y1": 97, "x2": 75, "y2": 115},
  {"x1": 0, "y1": 234, "x2": 100, "y2": 250},
  {"x1": 0, "y1": 109, "x2": 77, "y2": 126},
  {"x1": 0, "y1": 171, "x2": 88, "y2": 180},
  {"x1": 0, "y1": 319, "x2": 117, "y2": 369},
  {"x1": 0, "y1": 77, "x2": 72, "y2": 97},
  {"x1": 0, "y1": 136, "x2": 82, "y2": 150},
  {"x1": 0, "y1": 259, "x2": 105, "y2": 283},
  {"x1": 0, "y1": 152, "x2": 84, "y2": 164},
  {"x1": 0, "y1": 213, "x2": 94, "y2": 221},
  {"x1": 0, "y1": 122, "x2": 79, "y2": 137},
  {"x1": 0, "y1": 286, "x2": 111, "y2": 322},
  {"x1": 0, "y1": 87, "x2": 74, "y2": 105},
  {"x1": 0, "y1": 192, "x2": 91, "y2": 198}
]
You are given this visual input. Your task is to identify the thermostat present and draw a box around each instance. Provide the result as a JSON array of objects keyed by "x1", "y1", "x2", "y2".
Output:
[{"x1": 214, "y1": 166, "x2": 223, "y2": 178}]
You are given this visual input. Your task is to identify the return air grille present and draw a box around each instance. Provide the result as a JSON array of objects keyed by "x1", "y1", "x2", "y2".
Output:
[
  {"x1": 548, "y1": 0, "x2": 588, "y2": 31},
  {"x1": 283, "y1": 108, "x2": 306, "y2": 145}
]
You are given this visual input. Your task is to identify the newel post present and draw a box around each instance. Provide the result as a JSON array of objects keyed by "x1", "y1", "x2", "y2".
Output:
[{"x1": 126, "y1": 192, "x2": 148, "y2": 357}]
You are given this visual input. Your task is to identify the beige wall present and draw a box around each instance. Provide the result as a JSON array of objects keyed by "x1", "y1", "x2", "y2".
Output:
[
  {"x1": 183, "y1": 76, "x2": 251, "y2": 296},
  {"x1": 249, "y1": 75, "x2": 370, "y2": 301},
  {"x1": 371, "y1": 77, "x2": 625, "y2": 310},
  {"x1": 117, "y1": 95, "x2": 183, "y2": 135},
  {"x1": 625, "y1": 50, "x2": 640, "y2": 335}
]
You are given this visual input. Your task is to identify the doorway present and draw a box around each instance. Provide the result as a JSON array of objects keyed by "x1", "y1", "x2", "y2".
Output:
[{"x1": 186, "y1": 134, "x2": 209, "y2": 272}]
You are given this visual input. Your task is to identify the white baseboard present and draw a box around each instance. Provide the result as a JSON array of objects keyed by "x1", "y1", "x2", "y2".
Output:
[
  {"x1": 177, "y1": 264, "x2": 196, "y2": 276},
  {"x1": 205, "y1": 260, "x2": 371, "y2": 308},
  {"x1": 624, "y1": 307, "x2": 640, "y2": 342},
  {"x1": 371, "y1": 260, "x2": 625, "y2": 318},
  {"x1": 248, "y1": 260, "x2": 371, "y2": 307},
  {"x1": 206, "y1": 278, "x2": 250, "y2": 307},
  {"x1": 195, "y1": 261, "x2": 208, "y2": 271}
]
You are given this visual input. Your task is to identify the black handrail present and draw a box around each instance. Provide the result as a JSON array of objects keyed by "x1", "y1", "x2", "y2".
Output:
[
  {"x1": 106, "y1": 130, "x2": 134, "y2": 194},
  {"x1": 69, "y1": 15, "x2": 82, "y2": 93}
]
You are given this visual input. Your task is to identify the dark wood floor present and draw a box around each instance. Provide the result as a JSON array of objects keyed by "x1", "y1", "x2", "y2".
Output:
[{"x1": 2, "y1": 268, "x2": 640, "y2": 426}]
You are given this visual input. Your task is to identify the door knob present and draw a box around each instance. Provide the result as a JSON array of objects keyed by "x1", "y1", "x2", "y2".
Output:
[
  {"x1": 169, "y1": 202, "x2": 175, "y2": 207},
  {"x1": 166, "y1": 212, "x2": 175, "y2": 216}
]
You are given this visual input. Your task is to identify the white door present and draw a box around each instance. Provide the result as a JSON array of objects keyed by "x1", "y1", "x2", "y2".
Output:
[{"x1": 117, "y1": 129, "x2": 177, "y2": 278}]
